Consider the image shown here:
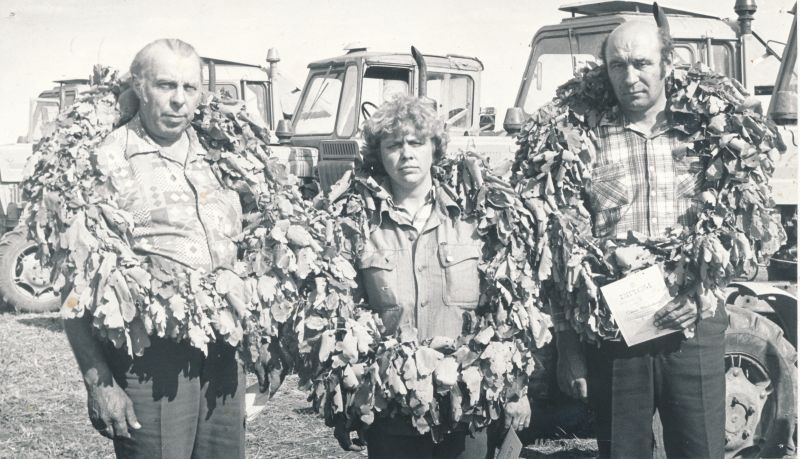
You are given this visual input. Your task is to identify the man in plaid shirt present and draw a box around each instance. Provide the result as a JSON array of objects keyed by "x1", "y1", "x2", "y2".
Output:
[{"x1": 553, "y1": 19, "x2": 727, "y2": 458}]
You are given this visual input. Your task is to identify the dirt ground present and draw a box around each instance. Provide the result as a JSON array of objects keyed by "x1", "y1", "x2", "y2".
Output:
[{"x1": 0, "y1": 311, "x2": 597, "y2": 458}]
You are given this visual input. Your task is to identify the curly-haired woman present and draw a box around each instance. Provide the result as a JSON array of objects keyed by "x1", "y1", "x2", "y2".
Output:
[{"x1": 335, "y1": 94, "x2": 530, "y2": 459}]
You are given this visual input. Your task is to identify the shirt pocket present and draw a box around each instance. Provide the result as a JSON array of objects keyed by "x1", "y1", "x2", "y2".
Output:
[
  {"x1": 589, "y1": 162, "x2": 630, "y2": 211},
  {"x1": 438, "y1": 243, "x2": 481, "y2": 308},
  {"x1": 674, "y1": 156, "x2": 704, "y2": 199},
  {"x1": 359, "y1": 250, "x2": 401, "y2": 312}
]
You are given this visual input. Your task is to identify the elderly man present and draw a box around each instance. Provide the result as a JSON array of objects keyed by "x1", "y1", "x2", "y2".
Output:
[
  {"x1": 554, "y1": 20, "x2": 727, "y2": 458},
  {"x1": 62, "y1": 39, "x2": 246, "y2": 458}
]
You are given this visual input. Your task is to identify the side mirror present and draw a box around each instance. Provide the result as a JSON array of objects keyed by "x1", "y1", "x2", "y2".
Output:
[
  {"x1": 276, "y1": 119, "x2": 293, "y2": 144},
  {"x1": 503, "y1": 107, "x2": 525, "y2": 134}
]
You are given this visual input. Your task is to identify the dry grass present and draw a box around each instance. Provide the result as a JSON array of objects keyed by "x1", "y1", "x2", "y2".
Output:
[{"x1": 0, "y1": 311, "x2": 596, "y2": 458}]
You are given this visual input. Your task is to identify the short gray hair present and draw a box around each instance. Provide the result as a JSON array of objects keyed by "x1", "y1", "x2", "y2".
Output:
[{"x1": 130, "y1": 38, "x2": 202, "y2": 81}]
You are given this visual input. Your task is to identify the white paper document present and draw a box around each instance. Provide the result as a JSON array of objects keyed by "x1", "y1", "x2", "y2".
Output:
[{"x1": 600, "y1": 265, "x2": 680, "y2": 346}]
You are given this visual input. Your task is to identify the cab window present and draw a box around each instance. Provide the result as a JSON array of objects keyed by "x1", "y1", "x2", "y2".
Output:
[
  {"x1": 294, "y1": 69, "x2": 346, "y2": 135},
  {"x1": 426, "y1": 72, "x2": 474, "y2": 131}
]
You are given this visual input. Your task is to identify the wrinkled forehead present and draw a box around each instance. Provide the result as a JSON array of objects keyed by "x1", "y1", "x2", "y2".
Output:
[
  {"x1": 144, "y1": 48, "x2": 202, "y2": 82},
  {"x1": 606, "y1": 22, "x2": 661, "y2": 61}
]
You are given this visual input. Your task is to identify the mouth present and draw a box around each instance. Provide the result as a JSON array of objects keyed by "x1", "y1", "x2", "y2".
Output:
[{"x1": 623, "y1": 90, "x2": 646, "y2": 97}]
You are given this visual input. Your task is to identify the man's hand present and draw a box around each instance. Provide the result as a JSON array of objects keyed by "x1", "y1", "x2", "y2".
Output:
[
  {"x1": 504, "y1": 397, "x2": 531, "y2": 431},
  {"x1": 86, "y1": 382, "x2": 140, "y2": 439},
  {"x1": 333, "y1": 414, "x2": 365, "y2": 452},
  {"x1": 555, "y1": 331, "x2": 588, "y2": 400},
  {"x1": 654, "y1": 294, "x2": 698, "y2": 330}
]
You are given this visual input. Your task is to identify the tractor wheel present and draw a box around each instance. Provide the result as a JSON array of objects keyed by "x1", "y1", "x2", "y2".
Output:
[
  {"x1": 0, "y1": 229, "x2": 60, "y2": 313},
  {"x1": 724, "y1": 306, "x2": 797, "y2": 458}
]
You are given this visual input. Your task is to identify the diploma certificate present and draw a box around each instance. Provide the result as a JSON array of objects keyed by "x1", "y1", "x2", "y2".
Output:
[{"x1": 600, "y1": 265, "x2": 680, "y2": 346}]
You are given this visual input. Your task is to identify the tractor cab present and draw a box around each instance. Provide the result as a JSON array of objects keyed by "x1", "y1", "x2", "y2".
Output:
[{"x1": 513, "y1": 0, "x2": 783, "y2": 116}]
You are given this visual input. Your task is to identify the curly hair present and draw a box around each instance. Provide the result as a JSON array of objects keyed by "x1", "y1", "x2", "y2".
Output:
[{"x1": 360, "y1": 94, "x2": 448, "y2": 176}]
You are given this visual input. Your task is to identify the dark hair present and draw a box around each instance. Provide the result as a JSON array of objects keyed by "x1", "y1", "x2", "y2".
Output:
[
  {"x1": 600, "y1": 25, "x2": 673, "y2": 66},
  {"x1": 360, "y1": 94, "x2": 447, "y2": 176}
]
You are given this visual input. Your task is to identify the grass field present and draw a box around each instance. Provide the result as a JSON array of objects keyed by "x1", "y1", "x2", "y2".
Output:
[{"x1": 0, "y1": 311, "x2": 597, "y2": 458}]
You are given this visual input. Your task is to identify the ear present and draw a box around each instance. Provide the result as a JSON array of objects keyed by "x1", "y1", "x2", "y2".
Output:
[{"x1": 131, "y1": 75, "x2": 146, "y2": 101}]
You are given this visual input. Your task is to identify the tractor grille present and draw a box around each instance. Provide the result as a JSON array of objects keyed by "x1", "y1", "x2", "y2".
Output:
[
  {"x1": 318, "y1": 140, "x2": 359, "y2": 194},
  {"x1": 319, "y1": 140, "x2": 360, "y2": 160}
]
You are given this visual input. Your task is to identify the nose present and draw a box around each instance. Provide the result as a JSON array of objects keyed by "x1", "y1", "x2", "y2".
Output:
[
  {"x1": 170, "y1": 87, "x2": 186, "y2": 106},
  {"x1": 623, "y1": 65, "x2": 639, "y2": 86},
  {"x1": 399, "y1": 140, "x2": 415, "y2": 158}
]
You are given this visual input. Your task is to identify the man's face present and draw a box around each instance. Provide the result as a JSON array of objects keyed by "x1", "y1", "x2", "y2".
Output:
[
  {"x1": 134, "y1": 47, "x2": 202, "y2": 144},
  {"x1": 605, "y1": 27, "x2": 669, "y2": 116},
  {"x1": 379, "y1": 127, "x2": 434, "y2": 193}
]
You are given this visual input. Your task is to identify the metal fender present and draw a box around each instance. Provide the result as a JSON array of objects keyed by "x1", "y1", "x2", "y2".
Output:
[{"x1": 726, "y1": 281, "x2": 797, "y2": 347}]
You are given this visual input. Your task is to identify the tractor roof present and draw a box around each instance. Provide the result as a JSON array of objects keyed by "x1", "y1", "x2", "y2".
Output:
[
  {"x1": 307, "y1": 51, "x2": 484, "y2": 72},
  {"x1": 558, "y1": 1, "x2": 718, "y2": 19},
  {"x1": 534, "y1": 1, "x2": 737, "y2": 43}
]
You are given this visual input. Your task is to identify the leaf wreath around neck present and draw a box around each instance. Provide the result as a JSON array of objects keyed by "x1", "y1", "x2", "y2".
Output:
[
  {"x1": 21, "y1": 66, "x2": 553, "y2": 439},
  {"x1": 512, "y1": 62, "x2": 788, "y2": 344}
]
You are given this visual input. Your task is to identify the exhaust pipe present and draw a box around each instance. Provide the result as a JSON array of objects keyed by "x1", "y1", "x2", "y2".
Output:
[
  {"x1": 411, "y1": 46, "x2": 438, "y2": 112},
  {"x1": 411, "y1": 46, "x2": 427, "y2": 98}
]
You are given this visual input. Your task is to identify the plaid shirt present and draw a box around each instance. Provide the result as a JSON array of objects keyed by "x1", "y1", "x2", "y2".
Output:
[
  {"x1": 586, "y1": 108, "x2": 703, "y2": 239},
  {"x1": 94, "y1": 115, "x2": 242, "y2": 272}
]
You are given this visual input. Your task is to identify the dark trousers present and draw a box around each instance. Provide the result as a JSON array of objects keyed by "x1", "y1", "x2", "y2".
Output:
[
  {"x1": 586, "y1": 307, "x2": 727, "y2": 459},
  {"x1": 365, "y1": 420, "x2": 499, "y2": 459},
  {"x1": 104, "y1": 337, "x2": 246, "y2": 459}
]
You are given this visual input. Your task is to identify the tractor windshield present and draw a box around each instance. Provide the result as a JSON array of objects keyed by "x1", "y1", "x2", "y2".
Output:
[
  {"x1": 28, "y1": 98, "x2": 60, "y2": 142},
  {"x1": 521, "y1": 35, "x2": 599, "y2": 114},
  {"x1": 294, "y1": 67, "x2": 349, "y2": 136}
]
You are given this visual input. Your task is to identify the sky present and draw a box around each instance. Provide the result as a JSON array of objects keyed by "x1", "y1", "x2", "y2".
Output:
[{"x1": 0, "y1": 0, "x2": 795, "y2": 144}]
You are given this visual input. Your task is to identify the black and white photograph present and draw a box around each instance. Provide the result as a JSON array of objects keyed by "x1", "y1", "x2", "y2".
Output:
[{"x1": 0, "y1": 0, "x2": 796, "y2": 457}]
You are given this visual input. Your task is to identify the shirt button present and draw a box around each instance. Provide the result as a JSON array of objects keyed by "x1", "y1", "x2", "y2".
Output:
[
  {"x1": 446, "y1": 255, "x2": 454, "y2": 263},
  {"x1": 648, "y1": 166, "x2": 655, "y2": 172},
  {"x1": 409, "y1": 233, "x2": 417, "y2": 242},
  {"x1": 420, "y1": 300, "x2": 428, "y2": 308},
  {"x1": 650, "y1": 191, "x2": 656, "y2": 197},
  {"x1": 417, "y1": 265, "x2": 424, "y2": 272},
  {"x1": 651, "y1": 217, "x2": 658, "y2": 224}
]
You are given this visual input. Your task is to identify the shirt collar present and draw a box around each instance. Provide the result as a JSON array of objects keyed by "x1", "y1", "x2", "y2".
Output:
[
  {"x1": 124, "y1": 114, "x2": 204, "y2": 163},
  {"x1": 374, "y1": 177, "x2": 461, "y2": 228},
  {"x1": 598, "y1": 104, "x2": 677, "y2": 138}
]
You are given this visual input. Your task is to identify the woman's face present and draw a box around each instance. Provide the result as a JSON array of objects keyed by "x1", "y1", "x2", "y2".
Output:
[{"x1": 379, "y1": 127, "x2": 433, "y2": 194}]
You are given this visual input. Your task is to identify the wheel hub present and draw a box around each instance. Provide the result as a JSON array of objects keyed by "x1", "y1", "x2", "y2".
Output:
[
  {"x1": 725, "y1": 363, "x2": 771, "y2": 456},
  {"x1": 12, "y1": 247, "x2": 57, "y2": 299}
]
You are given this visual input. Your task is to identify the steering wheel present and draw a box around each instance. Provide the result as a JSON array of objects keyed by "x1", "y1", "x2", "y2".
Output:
[
  {"x1": 361, "y1": 101, "x2": 379, "y2": 119},
  {"x1": 446, "y1": 107, "x2": 467, "y2": 126}
]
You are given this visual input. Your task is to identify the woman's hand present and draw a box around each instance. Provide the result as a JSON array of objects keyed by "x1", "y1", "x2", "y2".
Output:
[{"x1": 503, "y1": 397, "x2": 531, "y2": 431}]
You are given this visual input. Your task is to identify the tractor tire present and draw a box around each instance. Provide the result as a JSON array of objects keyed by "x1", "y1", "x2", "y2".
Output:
[
  {"x1": 724, "y1": 306, "x2": 797, "y2": 458},
  {"x1": 0, "y1": 229, "x2": 60, "y2": 313}
]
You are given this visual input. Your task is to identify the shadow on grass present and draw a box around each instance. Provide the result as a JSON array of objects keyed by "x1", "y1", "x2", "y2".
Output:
[
  {"x1": 294, "y1": 406, "x2": 317, "y2": 416},
  {"x1": 521, "y1": 448, "x2": 597, "y2": 458},
  {"x1": 17, "y1": 315, "x2": 64, "y2": 332}
]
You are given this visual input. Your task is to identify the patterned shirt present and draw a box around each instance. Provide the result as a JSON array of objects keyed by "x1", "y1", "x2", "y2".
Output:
[
  {"x1": 586, "y1": 108, "x2": 703, "y2": 239},
  {"x1": 357, "y1": 184, "x2": 483, "y2": 341},
  {"x1": 94, "y1": 115, "x2": 242, "y2": 272}
]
